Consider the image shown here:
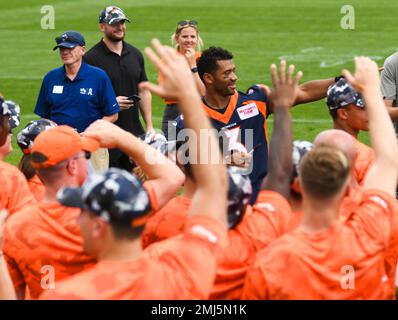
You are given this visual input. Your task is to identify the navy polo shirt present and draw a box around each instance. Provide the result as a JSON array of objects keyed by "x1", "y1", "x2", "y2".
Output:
[{"x1": 34, "y1": 62, "x2": 119, "y2": 132}]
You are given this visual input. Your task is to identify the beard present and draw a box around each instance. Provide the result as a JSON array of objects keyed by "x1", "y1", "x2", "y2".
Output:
[{"x1": 105, "y1": 29, "x2": 125, "y2": 42}]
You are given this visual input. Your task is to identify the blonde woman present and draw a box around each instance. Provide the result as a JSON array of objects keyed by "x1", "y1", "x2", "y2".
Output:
[{"x1": 160, "y1": 20, "x2": 205, "y2": 139}]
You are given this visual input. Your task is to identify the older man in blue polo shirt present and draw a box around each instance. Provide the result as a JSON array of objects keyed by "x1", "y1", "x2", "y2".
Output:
[
  {"x1": 34, "y1": 31, "x2": 119, "y2": 172},
  {"x1": 34, "y1": 31, "x2": 119, "y2": 133}
]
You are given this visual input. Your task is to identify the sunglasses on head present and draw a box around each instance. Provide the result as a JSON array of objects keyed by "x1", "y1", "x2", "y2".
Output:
[{"x1": 177, "y1": 20, "x2": 198, "y2": 28}]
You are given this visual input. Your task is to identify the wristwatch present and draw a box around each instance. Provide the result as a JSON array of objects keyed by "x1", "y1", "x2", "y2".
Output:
[{"x1": 191, "y1": 67, "x2": 198, "y2": 73}]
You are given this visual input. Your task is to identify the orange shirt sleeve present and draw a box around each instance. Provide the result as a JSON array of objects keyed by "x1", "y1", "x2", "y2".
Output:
[
  {"x1": 0, "y1": 162, "x2": 35, "y2": 215},
  {"x1": 236, "y1": 190, "x2": 291, "y2": 252},
  {"x1": 346, "y1": 189, "x2": 397, "y2": 254},
  {"x1": 155, "y1": 215, "x2": 228, "y2": 299},
  {"x1": 143, "y1": 181, "x2": 159, "y2": 212}
]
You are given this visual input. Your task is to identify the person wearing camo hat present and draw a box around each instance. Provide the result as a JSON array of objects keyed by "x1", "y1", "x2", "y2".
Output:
[
  {"x1": 326, "y1": 77, "x2": 375, "y2": 186},
  {"x1": 84, "y1": 6, "x2": 154, "y2": 173},
  {"x1": 16, "y1": 119, "x2": 58, "y2": 201},
  {"x1": 0, "y1": 100, "x2": 20, "y2": 161}
]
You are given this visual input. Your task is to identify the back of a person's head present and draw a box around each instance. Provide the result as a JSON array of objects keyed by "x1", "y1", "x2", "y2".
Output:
[
  {"x1": 299, "y1": 145, "x2": 351, "y2": 200},
  {"x1": 197, "y1": 46, "x2": 233, "y2": 81},
  {"x1": 314, "y1": 129, "x2": 357, "y2": 165}
]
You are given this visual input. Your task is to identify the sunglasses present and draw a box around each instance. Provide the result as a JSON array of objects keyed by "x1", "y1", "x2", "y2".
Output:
[{"x1": 177, "y1": 20, "x2": 198, "y2": 28}]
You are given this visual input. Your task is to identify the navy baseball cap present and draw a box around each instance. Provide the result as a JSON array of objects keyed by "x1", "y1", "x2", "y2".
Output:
[
  {"x1": 53, "y1": 31, "x2": 85, "y2": 51},
  {"x1": 57, "y1": 168, "x2": 152, "y2": 228},
  {"x1": 99, "y1": 6, "x2": 130, "y2": 25},
  {"x1": 326, "y1": 78, "x2": 365, "y2": 111}
]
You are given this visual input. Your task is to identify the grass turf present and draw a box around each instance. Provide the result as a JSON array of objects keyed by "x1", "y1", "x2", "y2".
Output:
[{"x1": 1, "y1": 0, "x2": 396, "y2": 166}]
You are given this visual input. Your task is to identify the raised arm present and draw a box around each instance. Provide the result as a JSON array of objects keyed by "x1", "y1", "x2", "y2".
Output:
[
  {"x1": 343, "y1": 57, "x2": 398, "y2": 196},
  {"x1": 140, "y1": 39, "x2": 227, "y2": 227},
  {"x1": 261, "y1": 60, "x2": 302, "y2": 199},
  {"x1": 83, "y1": 120, "x2": 184, "y2": 209},
  {"x1": 294, "y1": 78, "x2": 334, "y2": 106}
]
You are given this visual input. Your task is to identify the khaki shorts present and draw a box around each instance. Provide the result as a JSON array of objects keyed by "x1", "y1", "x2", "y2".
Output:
[{"x1": 90, "y1": 148, "x2": 109, "y2": 173}]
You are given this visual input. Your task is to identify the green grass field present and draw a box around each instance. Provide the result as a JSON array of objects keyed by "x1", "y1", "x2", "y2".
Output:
[{"x1": 1, "y1": 0, "x2": 398, "y2": 165}]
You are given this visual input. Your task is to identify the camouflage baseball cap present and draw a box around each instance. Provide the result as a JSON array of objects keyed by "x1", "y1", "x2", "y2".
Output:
[
  {"x1": 57, "y1": 168, "x2": 152, "y2": 228},
  {"x1": 0, "y1": 97, "x2": 12, "y2": 117},
  {"x1": 99, "y1": 6, "x2": 130, "y2": 25},
  {"x1": 326, "y1": 78, "x2": 365, "y2": 111},
  {"x1": 3, "y1": 100, "x2": 20, "y2": 130},
  {"x1": 227, "y1": 167, "x2": 252, "y2": 229},
  {"x1": 17, "y1": 119, "x2": 57, "y2": 154}
]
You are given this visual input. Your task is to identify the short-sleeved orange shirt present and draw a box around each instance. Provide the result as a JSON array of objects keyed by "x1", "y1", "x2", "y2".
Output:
[
  {"x1": 39, "y1": 215, "x2": 228, "y2": 300},
  {"x1": 242, "y1": 189, "x2": 396, "y2": 300},
  {"x1": 210, "y1": 190, "x2": 292, "y2": 299},
  {"x1": 353, "y1": 139, "x2": 374, "y2": 185},
  {"x1": 340, "y1": 187, "x2": 398, "y2": 298},
  {"x1": 142, "y1": 190, "x2": 292, "y2": 300},
  {"x1": 2, "y1": 202, "x2": 96, "y2": 299},
  {"x1": 141, "y1": 195, "x2": 191, "y2": 249},
  {"x1": 0, "y1": 161, "x2": 35, "y2": 214},
  {"x1": 28, "y1": 174, "x2": 46, "y2": 202}
]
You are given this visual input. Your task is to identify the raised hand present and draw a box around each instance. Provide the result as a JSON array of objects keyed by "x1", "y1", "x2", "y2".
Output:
[
  {"x1": 184, "y1": 47, "x2": 197, "y2": 68},
  {"x1": 269, "y1": 60, "x2": 303, "y2": 109},
  {"x1": 342, "y1": 56, "x2": 380, "y2": 94},
  {"x1": 139, "y1": 39, "x2": 198, "y2": 101}
]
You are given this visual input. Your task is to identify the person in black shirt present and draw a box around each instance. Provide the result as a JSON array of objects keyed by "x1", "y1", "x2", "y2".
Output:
[{"x1": 84, "y1": 6, "x2": 153, "y2": 171}]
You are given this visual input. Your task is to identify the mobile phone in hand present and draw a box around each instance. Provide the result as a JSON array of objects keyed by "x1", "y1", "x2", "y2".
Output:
[{"x1": 128, "y1": 94, "x2": 141, "y2": 103}]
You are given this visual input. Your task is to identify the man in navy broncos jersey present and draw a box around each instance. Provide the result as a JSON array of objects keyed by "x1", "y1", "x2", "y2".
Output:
[{"x1": 175, "y1": 47, "x2": 334, "y2": 204}]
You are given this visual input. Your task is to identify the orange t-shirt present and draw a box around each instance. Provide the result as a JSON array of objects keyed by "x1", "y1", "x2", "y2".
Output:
[
  {"x1": 242, "y1": 189, "x2": 396, "y2": 300},
  {"x1": 210, "y1": 190, "x2": 292, "y2": 299},
  {"x1": 141, "y1": 195, "x2": 191, "y2": 249},
  {"x1": 2, "y1": 201, "x2": 96, "y2": 299},
  {"x1": 0, "y1": 161, "x2": 35, "y2": 214},
  {"x1": 39, "y1": 215, "x2": 228, "y2": 300},
  {"x1": 28, "y1": 174, "x2": 46, "y2": 202},
  {"x1": 353, "y1": 139, "x2": 374, "y2": 185},
  {"x1": 142, "y1": 190, "x2": 292, "y2": 300},
  {"x1": 158, "y1": 51, "x2": 202, "y2": 105},
  {"x1": 340, "y1": 187, "x2": 398, "y2": 298}
]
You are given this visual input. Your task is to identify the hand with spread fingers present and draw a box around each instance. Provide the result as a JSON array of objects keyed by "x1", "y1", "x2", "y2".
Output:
[
  {"x1": 269, "y1": 60, "x2": 303, "y2": 109},
  {"x1": 139, "y1": 39, "x2": 198, "y2": 101},
  {"x1": 342, "y1": 56, "x2": 380, "y2": 94}
]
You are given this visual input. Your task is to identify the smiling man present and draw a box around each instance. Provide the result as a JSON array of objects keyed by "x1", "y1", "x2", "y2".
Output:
[
  {"x1": 191, "y1": 47, "x2": 335, "y2": 204},
  {"x1": 84, "y1": 7, "x2": 154, "y2": 172},
  {"x1": 34, "y1": 31, "x2": 119, "y2": 133}
]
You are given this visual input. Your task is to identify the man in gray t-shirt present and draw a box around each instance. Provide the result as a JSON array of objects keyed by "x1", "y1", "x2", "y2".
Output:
[{"x1": 380, "y1": 52, "x2": 398, "y2": 137}]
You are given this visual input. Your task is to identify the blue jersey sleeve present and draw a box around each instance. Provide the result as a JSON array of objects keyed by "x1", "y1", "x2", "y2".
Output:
[
  {"x1": 246, "y1": 85, "x2": 271, "y2": 118},
  {"x1": 34, "y1": 76, "x2": 50, "y2": 119},
  {"x1": 99, "y1": 71, "x2": 119, "y2": 116}
]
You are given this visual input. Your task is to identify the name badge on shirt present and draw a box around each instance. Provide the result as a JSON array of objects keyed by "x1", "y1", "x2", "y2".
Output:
[
  {"x1": 52, "y1": 85, "x2": 64, "y2": 94},
  {"x1": 237, "y1": 103, "x2": 259, "y2": 120}
]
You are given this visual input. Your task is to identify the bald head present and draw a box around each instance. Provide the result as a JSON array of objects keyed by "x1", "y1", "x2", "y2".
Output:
[{"x1": 314, "y1": 129, "x2": 357, "y2": 164}]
